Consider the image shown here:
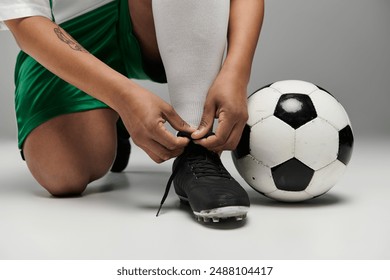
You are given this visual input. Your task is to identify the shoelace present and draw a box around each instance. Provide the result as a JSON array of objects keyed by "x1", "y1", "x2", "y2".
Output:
[
  {"x1": 187, "y1": 155, "x2": 231, "y2": 178},
  {"x1": 156, "y1": 154, "x2": 186, "y2": 217},
  {"x1": 156, "y1": 145, "x2": 231, "y2": 216}
]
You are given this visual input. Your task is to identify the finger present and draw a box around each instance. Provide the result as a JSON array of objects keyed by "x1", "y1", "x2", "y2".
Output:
[
  {"x1": 195, "y1": 112, "x2": 235, "y2": 149},
  {"x1": 153, "y1": 121, "x2": 191, "y2": 150},
  {"x1": 142, "y1": 145, "x2": 165, "y2": 163},
  {"x1": 133, "y1": 133, "x2": 173, "y2": 163},
  {"x1": 224, "y1": 123, "x2": 246, "y2": 150},
  {"x1": 208, "y1": 122, "x2": 244, "y2": 152},
  {"x1": 142, "y1": 139, "x2": 185, "y2": 163},
  {"x1": 191, "y1": 104, "x2": 215, "y2": 140},
  {"x1": 162, "y1": 105, "x2": 196, "y2": 134}
]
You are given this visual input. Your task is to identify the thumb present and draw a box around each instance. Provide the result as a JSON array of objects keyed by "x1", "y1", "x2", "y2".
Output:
[{"x1": 191, "y1": 104, "x2": 215, "y2": 140}]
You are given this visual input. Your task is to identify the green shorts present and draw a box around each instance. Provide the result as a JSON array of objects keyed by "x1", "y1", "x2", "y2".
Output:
[{"x1": 14, "y1": 0, "x2": 166, "y2": 149}]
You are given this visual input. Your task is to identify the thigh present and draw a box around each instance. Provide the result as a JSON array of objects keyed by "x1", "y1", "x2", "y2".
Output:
[{"x1": 23, "y1": 109, "x2": 118, "y2": 195}]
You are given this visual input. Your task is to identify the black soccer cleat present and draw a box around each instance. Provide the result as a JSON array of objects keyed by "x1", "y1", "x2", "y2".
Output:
[
  {"x1": 157, "y1": 140, "x2": 250, "y2": 223},
  {"x1": 110, "y1": 121, "x2": 131, "y2": 173}
]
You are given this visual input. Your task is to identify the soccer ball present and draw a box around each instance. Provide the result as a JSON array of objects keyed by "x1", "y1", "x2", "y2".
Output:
[{"x1": 232, "y1": 80, "x2": 354, "y2": 202}]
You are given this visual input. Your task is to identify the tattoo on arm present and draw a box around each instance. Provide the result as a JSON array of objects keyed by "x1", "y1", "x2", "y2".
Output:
[{"x1": 54, "y1": 27, "x2": 88, "y2": 53}]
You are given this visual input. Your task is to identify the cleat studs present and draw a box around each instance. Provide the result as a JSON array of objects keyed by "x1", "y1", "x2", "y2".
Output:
[
  {"x1": 212, "y1": 217, "x2": 220, "y2": 223},
  {"x1": 203, "y1": 217, "x2": 211, "y2": 223},
  {"x1": 235, "y1": 214, "x2": 246, "y2": 221},
  {"x1": 196, "y1": 216, "x2": 202, "y2": 222}
]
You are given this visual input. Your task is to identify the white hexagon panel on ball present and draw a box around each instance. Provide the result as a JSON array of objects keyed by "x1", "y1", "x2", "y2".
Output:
[
  {"x1": 295, "y1": 118, "x2": 339, "y2": 170},
  {"x1": 250, "y1": 116, "x2": 295, "y2": 168}
]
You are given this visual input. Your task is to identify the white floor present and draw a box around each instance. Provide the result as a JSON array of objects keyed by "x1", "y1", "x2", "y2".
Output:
[{"x1": 0, "y1": 136, "x2": 389, "y2": 260}]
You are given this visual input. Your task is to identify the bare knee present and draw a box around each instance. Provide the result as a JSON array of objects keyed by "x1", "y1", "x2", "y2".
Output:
[
  {"x1": 48, "y1": 184, "x2": 87, "y2": 197},
  {"x1": 47, "y1": 185, "x2": 86, "y2": 197},
  {"x1": 29, "y1": 156, "x2": 112, "y2": 197},
  {"x1": 31, "y1": 160, "x2": 115, "y2": 197},
  {"x1": 39, "y1": 173, "x2": 89, "y2": 197},
  {"x1": 21, "y1": 109, "x2": 118, "y2": 196}
]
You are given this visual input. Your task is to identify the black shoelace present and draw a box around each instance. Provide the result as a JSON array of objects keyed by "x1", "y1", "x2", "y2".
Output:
[
  {"x1": 187, "y1": 154, "x2": 231, "y2": 178},
  {"x1": 156, "y1": 144, "x2": 231, "y2": 216}
]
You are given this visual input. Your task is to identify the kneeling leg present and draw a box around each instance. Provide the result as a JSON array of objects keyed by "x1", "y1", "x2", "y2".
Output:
[{"x1": 23, "y1": 109, "x2": 118, "y2": 196}]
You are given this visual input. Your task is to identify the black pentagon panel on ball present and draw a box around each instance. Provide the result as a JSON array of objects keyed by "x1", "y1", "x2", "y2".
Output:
[
  {"x1": 271, "y1": 158, "x2": 315, "y2": 191},
  {"x1": 233, "y1": 124, "x2": 251, "y2": 159},
  {"x1": 338, "y1": 125, "x2": 354, "y2": 165},
  {"x1": 274, "y1": 94, "x2": 317, "y2": 129}
]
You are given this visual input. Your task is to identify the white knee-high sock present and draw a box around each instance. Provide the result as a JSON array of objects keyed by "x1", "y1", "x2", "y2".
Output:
[{"x1": 152, "y1": 0, "x2": 230, "y2": 128}]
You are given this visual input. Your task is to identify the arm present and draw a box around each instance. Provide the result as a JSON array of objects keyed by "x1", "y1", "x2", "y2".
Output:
[
  {"x1": 192, "y1": 0, "x2": 264, "y2": 151},
  {"x1": 6, "y1": 16, "x2": 131, "y2": 109},
  {"x1": 224, "y1": 0, "x2": 264, "y2": 85},
  {"x1": 5, "y1": 16, "x2": 194, "y2": 162}
]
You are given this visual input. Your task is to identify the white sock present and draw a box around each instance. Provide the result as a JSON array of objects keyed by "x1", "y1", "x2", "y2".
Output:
[{"x1": 152, "y1": 0, "x2": 230, "y2": 128}]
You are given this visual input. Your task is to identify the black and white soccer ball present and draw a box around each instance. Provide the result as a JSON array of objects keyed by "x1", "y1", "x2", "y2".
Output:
[{"x1": 232, "y1": 80, "x2": 354, "y2": 202}]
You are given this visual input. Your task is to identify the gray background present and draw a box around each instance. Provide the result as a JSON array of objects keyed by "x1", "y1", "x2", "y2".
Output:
[
  {"x1": 0, "y1": 0, "x2": 390, "y2": 261},
  {"x1": 1, "y1": 0, "x2": 389, "y2": 141}
]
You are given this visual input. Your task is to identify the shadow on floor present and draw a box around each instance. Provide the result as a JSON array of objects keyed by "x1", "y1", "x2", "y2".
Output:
[{"x1": 247, "y1": 189, "x2": 349, "y2": 208}]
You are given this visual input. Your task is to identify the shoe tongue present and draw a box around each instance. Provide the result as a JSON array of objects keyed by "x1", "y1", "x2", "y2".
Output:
[
  {"x1": 186, "y1": 142, "x2": 222, "y2": 167},
  {"x1": 186, "y1": 141, "x2": 208, "y2": 158}
]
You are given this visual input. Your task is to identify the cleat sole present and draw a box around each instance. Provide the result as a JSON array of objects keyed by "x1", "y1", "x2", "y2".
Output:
[{"x1": 193, "y1": 206, "x2": 249, "y2": 222}]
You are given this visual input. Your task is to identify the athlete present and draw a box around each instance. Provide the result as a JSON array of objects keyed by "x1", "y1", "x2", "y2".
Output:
[{"x1": 0, "y1": 0, "x2": 264, "y2": 222}]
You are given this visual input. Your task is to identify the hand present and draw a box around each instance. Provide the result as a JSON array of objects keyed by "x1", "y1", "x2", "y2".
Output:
[
  {"x1": 116, "y1": 85, "x2": 195, "y2": 163},
  {"x1": 191, "y1": 68, "x2": 249, "y2": 152}
]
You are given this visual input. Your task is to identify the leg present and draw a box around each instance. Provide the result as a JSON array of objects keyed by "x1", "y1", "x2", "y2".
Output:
[
  {"x1": 150, "y1": 1, "x2": 250, "y2": 222},
  {"x1": 127, "y1": 0, "x2": 164, "y2": 76},
  {"x1": 23, "y1": 109, "x2": 118, "y2": 196},
  {"x1": 152, "y1": 0, "x2": 230, "y2": 127}
]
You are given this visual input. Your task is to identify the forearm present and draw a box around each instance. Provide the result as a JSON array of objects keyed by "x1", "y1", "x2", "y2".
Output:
[
  {"x1": 223, "y1": 0, "x2": 264, "y2": 85},
  {"x1": 5, "y1": 16, "x2": 136, "y2": 111}
]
